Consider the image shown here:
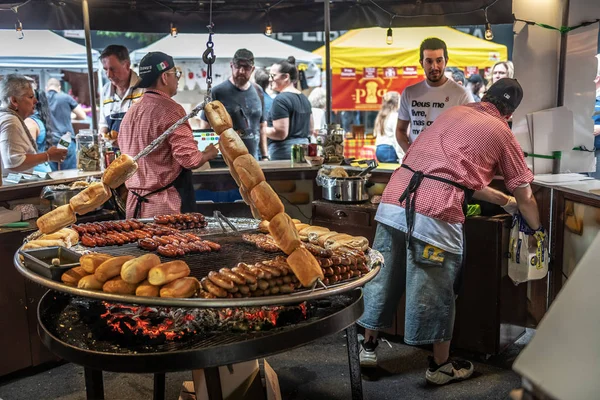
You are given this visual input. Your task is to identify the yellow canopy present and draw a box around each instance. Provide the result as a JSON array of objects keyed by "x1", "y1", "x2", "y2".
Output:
[{"x1": 314, "y1": 26, "x2": 507, "y2": 71}]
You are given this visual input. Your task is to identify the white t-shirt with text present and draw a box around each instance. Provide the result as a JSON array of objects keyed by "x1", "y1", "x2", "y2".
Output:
[{"x1": 398, "y1": 79, "x2": 473, "y2": 144}]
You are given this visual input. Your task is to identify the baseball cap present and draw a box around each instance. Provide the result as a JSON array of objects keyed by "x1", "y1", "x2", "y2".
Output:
[
  {"x1": 486, "y1": 78, "x2": 523, "y2": 110},
  {"x1": 467, "y1": 74, "x2": 484, "y2": 84},
  {"x1": 136, "y1": 51, "x2": 175, "y2": 89},
  {"x1": 232, "y1": 48, "x2": 254, "y2": 65}
]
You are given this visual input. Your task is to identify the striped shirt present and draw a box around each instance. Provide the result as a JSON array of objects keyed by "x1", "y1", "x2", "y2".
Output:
[
  {"x1": 118, "y1": 90, "x2": 205, "y2": 218},
  {"x1": 99, "y1": 71, "x2": 144, "y2": 133}
]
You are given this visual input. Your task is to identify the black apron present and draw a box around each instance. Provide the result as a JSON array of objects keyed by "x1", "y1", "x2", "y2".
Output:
[
  {"x1": 130, "y1": 168, "x2": 195, "y2": 219},
  {"x1": 398, "y1": 163, "x2": 474, "y2": 294}
]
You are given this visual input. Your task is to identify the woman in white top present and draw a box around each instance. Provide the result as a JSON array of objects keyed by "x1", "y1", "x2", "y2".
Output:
[
  {"x1": 308, "y1": 87, "x2": 326, "y2": 141},
  {"x1": 374, "y1": 91, "x2": 404, "y2": 163},
  {"x1": 0, "y1": 74, "x2": 66, "y2": 176}
]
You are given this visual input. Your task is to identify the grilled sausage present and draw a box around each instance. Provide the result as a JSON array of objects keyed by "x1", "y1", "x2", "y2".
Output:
[
  {"x1": 203, "y1": 240, "x2": 221, "y2": 251},
  {"x1": 219, "y1": 268, "x2": 246, "y2": 285},
  {"x1": 208, "y1": 271, "x2": 235, "y2": 290},
  {"x1": 157, "y1": 245, "x2": 177, "y2": 257},
  {"x1": 304, "y1": 242, "x2": 333, "y2": 258},
  {"x1": 201, "y1": 277, "x2": 228, "y2": 298},
  {"x1": 81, "y1": 234, "x2": 97, "y2": 247},
  {"x1": 139, "y1": 238, "x2": 159, "y2": 251},
  {"x1": 231, "y1": 267, "x2": 258, "y2": 285}
]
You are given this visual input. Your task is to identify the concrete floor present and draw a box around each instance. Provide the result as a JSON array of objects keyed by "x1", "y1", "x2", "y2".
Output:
[{"x1": 0, "y1": 329, "x2": 532, "y2": 400}]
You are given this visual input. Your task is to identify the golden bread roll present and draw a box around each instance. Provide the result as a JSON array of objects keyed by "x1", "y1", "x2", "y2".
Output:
[
  {"x1": 299, "y1": 226, "x2": 330, "y2": 236},
  {"x1": 233, "y1": 154, "x2": 266, "y2": 191},
  {"x1": 148, "y1": 261, "x2": 191, "y2": 286},
  {"x1": 326, "y1": 236, "x2": 369, "y2": 251},
  {"x1": 80, "y1": 253, "x2": 113, "y2": 273},
  {"x1": 40, "y1": 227, "x2": 79, "y2": 246},
  {"x1": 268, "y1": 212, "x2": 302, "y2": 255},
  {"x1": 136, "y1": 280, "x2": 160, "y2": 297},
  {"x1": 78, "y1": 274, "x2": 104, "y2": 290},
  {"x1": 160, "y1": 277, "x2": 200, "y2": 298},
  {"x1": 102, "y1": 154, "x2": 138, "y2": 189},
  {"x1": 36, "y1": 204, "x2": 77, "y2": 234},
  {"x1": 220, "y1": 128, "x2": 249, "y2": 162},
  {"x1": 204, "y1": 100, "x2": 233, "y2": 134},
  {"x1": 324, "y1": 233, "x2": 354, "y2": 248},
  {"x1": 70, "y1": 180, "x2": 90, "y2": 189},
  {"x1": 258, "y1": 220, "x2": 270, "y2": 233},
  {"x1": 329, "y1": 167, "x2": 349, "y2": 178},
  {"x1": 250, "y1": 181, "x2": 285, "y2": 221},
  {"x1": 240, "y1": 186, "x2": 262, "y2": 220},
  {"x1": 21, "y1": 239, "x2": 66, "y2": 250},
  {"x1": 286, "y1": 246, "x2": 324, "y2": 287},
  {"x1": 315, "y1": 231, "x2": 339, "y2": 247},
  {"x1": 291, "y1": 219, "x2": 301, "y2": 224},
  {"x1": 69, "y1": 182, "x2": 112, "y2": 215},
  {"x1": 121, "y1": 253, "x2": 162, "y2": 284},
  {"x1": 102, "y1": 277, "x2": 137, "y2": 295},
  {"x1": 94, "y1": 255, "x2": 135, "y2": 283},
  {"x1": 61, "y1": 266, "x2": 88, "y2": 286},
  {"x1": 294, "y1": 223, "x2": 310, "y2": 232}
]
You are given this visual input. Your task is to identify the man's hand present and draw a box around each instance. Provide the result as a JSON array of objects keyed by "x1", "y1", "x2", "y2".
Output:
[
  {"x1": 202, "y1": 143, "x2": 219, "y2": 161},
  {"x1": 502, "y1": 196, "x2": 519, "y2": 215},
  {"x1": 46, "y1": 146, "x2": 68, "y2": 163}
]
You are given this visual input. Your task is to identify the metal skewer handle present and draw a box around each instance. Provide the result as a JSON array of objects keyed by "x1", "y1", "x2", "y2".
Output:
[{"x1": 133, "y1": 100, "x2": 209, "y2": 162}]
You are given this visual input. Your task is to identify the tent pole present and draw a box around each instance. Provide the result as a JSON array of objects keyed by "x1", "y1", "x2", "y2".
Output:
[
  {"x1": 324, "y1": 0, "x2": 332, "y2": 125},
  {"x1": 82, "y1": 0, "x2": 98, "y2": 130}
]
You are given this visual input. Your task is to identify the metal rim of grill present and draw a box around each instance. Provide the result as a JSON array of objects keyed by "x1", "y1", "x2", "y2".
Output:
[{"x1": 15, "y1": 217, "x2": 381, "y2": 308}]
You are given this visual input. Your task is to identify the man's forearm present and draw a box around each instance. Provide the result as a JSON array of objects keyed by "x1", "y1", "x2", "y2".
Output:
[
  {"x1": 472, "y1": 186, "x2": 510, "y2": 206},
  {"x1": 513, "y1": 186, "x2": 542, "y2": 230}
]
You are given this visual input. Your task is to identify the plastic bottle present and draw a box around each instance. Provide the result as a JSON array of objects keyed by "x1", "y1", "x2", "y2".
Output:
[{"x1": 57, "y1": 132, "x2": 72, "y2": 150}]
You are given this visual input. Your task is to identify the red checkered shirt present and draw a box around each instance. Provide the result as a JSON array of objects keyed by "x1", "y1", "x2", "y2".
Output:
[
  {"x1": 118, "y1": 90, "x2": 204, "y2": 218},
  {"x1": 381, "y1": 102, "x2": 533, "y2": 224}
]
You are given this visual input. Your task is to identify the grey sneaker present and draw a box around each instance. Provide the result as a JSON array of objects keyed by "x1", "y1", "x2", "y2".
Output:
[
  {"x1": 359, "y1": 337, "x2": 378, "y2": 368},
  {"x1": 425, "y1": 356, "x2": 474, "y2": 385}
]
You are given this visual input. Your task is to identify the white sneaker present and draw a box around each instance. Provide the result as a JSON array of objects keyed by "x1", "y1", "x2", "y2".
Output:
[
  {"x1": 359, "y1": 337, "x2": 378, "y2": 368},
  {"x1": 425, "y1": 356, "x2": 474, "y2": 385}
]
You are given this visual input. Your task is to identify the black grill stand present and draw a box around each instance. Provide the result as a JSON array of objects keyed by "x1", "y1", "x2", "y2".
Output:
[{"x1": 39, "y1": 290, "x2": 365, "y2": 400}]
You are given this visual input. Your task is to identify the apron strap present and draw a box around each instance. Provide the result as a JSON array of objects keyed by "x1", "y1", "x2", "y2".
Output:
[
  {"x1": 130, "y1": 181, "x2": 177, "y2": 219},
  {"x1": 399, "y1": 164, "x2": 475, "y2": 242}
]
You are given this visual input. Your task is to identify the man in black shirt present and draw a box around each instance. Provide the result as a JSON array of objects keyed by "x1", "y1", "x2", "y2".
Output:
[{"x1": 200, "y1": 49, "x2": 266, "y2": 159}]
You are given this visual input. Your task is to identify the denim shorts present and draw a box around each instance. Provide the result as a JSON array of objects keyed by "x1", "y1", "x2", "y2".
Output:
[{"x1": 357, "y1": 223, "x2": 463, "y2": 345}]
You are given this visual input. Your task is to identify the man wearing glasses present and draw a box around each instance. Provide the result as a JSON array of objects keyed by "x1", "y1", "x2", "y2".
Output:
[
  {"x1": 199, "y1": 48, "x2": 267, "y2": 160},
  {"x1": 118, "y1": 52, "x2": 218, "y2": 218}
]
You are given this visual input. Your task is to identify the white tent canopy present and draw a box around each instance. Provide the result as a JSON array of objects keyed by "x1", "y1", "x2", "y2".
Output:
[
  {"x1": 131, "y1": 33, "x2": 321, "y2": 66},
  {"x1": 0, "y1": 30, "x2": 99, "y2": 70}
]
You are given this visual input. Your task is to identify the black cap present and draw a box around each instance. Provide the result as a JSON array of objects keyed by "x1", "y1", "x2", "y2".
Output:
[
  {"x1": 486, "y1": 78, "x2": 523, "y2": 110},
  {"x1": 136, "y1": 51, "x2": 175, "y2": 88},
  {"x1": 232, "y1": 48, "x2": 254, "y2": 65},
  {"x1": 467, "y1": 74, "x2": 484, "y2": 84}
]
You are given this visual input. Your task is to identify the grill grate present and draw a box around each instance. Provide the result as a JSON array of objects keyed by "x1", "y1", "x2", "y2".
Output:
[{"x1": 86, "y1": 232, "x2": 285, "y2": 280}]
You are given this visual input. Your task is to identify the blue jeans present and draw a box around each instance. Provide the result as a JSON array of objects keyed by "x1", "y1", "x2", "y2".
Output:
[
  {"x1": 358, "y1": 223, "x2": 463, "y2": 345},
  {"x1": 375, "y1": 144, "x2": 398, "y2": 163}
]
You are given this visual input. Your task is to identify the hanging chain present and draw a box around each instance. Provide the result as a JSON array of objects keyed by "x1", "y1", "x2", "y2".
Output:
[{"x1": 202, "y1": 0, "x2": 216, "y2": 103}]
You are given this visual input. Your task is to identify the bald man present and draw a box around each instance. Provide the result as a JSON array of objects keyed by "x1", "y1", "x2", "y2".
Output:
[{"x1": 45, "y1": 78, "x2": 86, "y2": 170}]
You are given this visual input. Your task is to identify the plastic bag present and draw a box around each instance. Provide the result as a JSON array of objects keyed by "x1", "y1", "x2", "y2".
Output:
[{"x1": 508, "y1": 213, "x2": 549, "y2": 285}]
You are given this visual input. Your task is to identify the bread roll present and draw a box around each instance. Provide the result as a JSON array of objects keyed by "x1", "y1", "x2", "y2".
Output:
[
  {"x1": 268, "y1": 212, "x2": 302, "y2": 255},
  {"x1": 94, "y1": 255, "x2": 135, "y2": 282},
  {"x1": 299, "y1": 226, "x2": 330, "y2": 236},
  {"x1": 78, "y1": 274, "x2": 104, "y2": 290},
  {"x1": 61, "y1": 266, "x2": 88, "y2": 286},
  {"x1": 102, "y1": 154, "x2": 138, "y2": 189},
  {"x1": 324, "y1": 233, "x2": 353, "y2": 248},
  {"x1": 148, "y1": 261, "x2": 190, "y2": 285},
  {"x1": 250, "y1": 182, "x2": 285, "y2": 221},
  {"x1": 80, "y1": 253, "x2": 113, "y2": 273},
  {"x1": 233, "y1": 154, "x2": 265, "y2": 191},
  {"x1": 103, "y1": 277, "x2": 137, "y2": 295},
  {"x1": 329, "y1": 167, "x2": 349, "y2": 178},
  {"x1": 286, "y1": 246, "x2": 324, "y2": 287},
  {"x1": 326, "y1": 236, "x2": 369, "y2": 251},
  {"x1": 315, "y1": 231, "x2": 339, "y2": 247},
  {"x1": 258, "y1": 220, "x2": 270, "y2": 233},
  {"x1": 69, "y1": 182, "x2": 112, "y2": 215},
  {"x1": 36, "y1": 204, "x2": 77, "y2": 234},
  {"x1": 294, "y1": 223, "x2": 310, "y2": 233},
  {"x1": 240, "y1": 186, "x2": 262, "y2": 220},
  {"x1": 204, "y1": 100, "x2": 233, "y2": 134},
  {"x1": 220, "y1": 128, "x2": 249, "y2": 162},
  {"x1": 291, "y1": 219, "x2": 301, "y2": 224},
  {"x1": 160, "y1": 277, "x2": 200, "y2": 298},
  {"x1": 22, "y1": 239, "x2": 67, "y2": 250},
  {"x1": 121, "y1": 254, "x2": 161, "y2": 284},
  {"x1": 136, "y1": 280, "x2": 160, "y2": 297}
]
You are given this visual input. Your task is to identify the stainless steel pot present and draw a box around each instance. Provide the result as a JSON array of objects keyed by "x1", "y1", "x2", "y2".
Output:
[{"x1": 321, "y1": 176, "x2": 370, "y2": 203}]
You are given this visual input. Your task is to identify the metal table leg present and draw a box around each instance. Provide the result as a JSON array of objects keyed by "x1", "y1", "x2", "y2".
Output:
[
  {"x1": 84, "y1": 367, "x2": 105, "y2": 400},
  {"x1": 204, "y1": 367, "x2": 223, "y2": 400},
  {"x1": 345, "y1": 325, "x2": 363, "y2": 400},
  {"x1": 153, "y1": 373, "x2": 166, "y2": 400}
]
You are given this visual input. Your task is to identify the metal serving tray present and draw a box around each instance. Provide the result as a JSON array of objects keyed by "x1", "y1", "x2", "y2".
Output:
[
  {"x1": 14, "y1": 217, "x2": 381, "y2": 307},
  {"x1": 20, "y1": 246, "x2": 81, "y2": 281}
]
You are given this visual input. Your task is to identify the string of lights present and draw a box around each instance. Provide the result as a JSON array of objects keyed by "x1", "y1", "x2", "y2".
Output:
[{"x1": 514, "y1": 15, "x2": 600, "y2": 34}]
